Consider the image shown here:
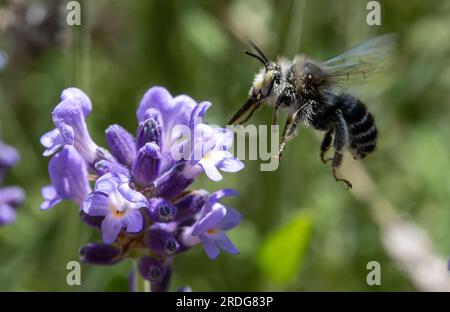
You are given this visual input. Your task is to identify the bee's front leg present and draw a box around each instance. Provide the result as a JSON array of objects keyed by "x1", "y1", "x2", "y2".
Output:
[
  {"x1": 282, "y1": 114, "x2": 293, "y2": 140},
  {"x1": 271, "y1": 104, "x2": 280, "y2": 126},
  {"x1": 278, "y1": 111, "x2": 302, "y2": 160},
  {"x1": 274, "y1": 86, "x2": 295, "y2": 127}
]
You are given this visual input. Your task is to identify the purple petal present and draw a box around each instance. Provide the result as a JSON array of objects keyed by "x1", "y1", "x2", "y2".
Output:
[
  {"x1": 123, "y1": 209, "x2": 143, "y2": 233},
  {"x1": 137, "y1": 88, "x2": 198, "y2": 156},
  {"x1": 48, "y1": 146, "x2": 91, "y2": 204},
  {"x1": 52, "y1": 97, "x2": 98, "y2": 163},
  {"x1": 137, "y1": 87, "x2": 173, "y2": 123},
  {"x1": 199, "y1": 158, "x2": 223, "y2": 181},
  {"x1": 40, "y1": 185, "x2": 62, "y2": 210},
  {"x1": 189, "y1": 101, "x2": 211, "y2": 135},
  {"x1": 212, "y1": 231, "x2": 240, "y2": 255},
  {"x1": 214, "y1": 128, "x2": 234, "y2": 151},
  {"x1": 192, "y1": 124, "x2": 216, "y2": 160},
  {"x1": 0, "y1": 204, "x2": 16, "y2": 225},
  {"x1": 192, "y1": 205, "x2": 226, "y2": 236},
  {"x1": 0, "y1": 140, "x2": 19, "y2": 167},
  {"x1": 61, "y1": 88, "x2": 92, "y2": 117},
  {"x1": 40, "y1": 129, "x2": 64, "y2": 157},
  {"x1": 217, "y1": 153, "x2": 245, "y2": 173},
  {"x1": 218, "y1": 207, "x2": 242, "y2": 231},
  {"x1": 204, "y1": 189, "x2": 238, "y2": 212},
  {"x1": 40, "y1": 198, "x2": 62, "y2": 211},
  {"x1": 94, "y1": 173, "x2": 117, "y2": 195},
  {"x1": 105, "y1": 124, "x2": 136, "y2": 168},
  {"x1": 0, "y1": 186, "x2": 25, "y2": 207},
  {"x1": 170, "y1": 95, "x2": 197, "y2": 129},
  {"x1": 200, "y1": 234, "x2": 220, "y2": 260},
  {"x1": 82, "y1": 192, "x2": 110, "y2": 216},
  {"x1": 117, "y1": 181, "x2": 148, "y2": 206},
  {"x1": 101, "y1": 215, "x2": 123, "y2": 244}
]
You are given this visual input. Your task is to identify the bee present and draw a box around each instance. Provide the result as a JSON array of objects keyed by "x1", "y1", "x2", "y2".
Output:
[{"x1": 228, "y1": 34, "x2": 397, "y2": 189}]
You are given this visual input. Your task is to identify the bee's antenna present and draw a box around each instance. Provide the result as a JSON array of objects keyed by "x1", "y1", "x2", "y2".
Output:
[
  {"x1": 245, "y1": 50, "x2": 269, "y2": 68},
  {"x1": 248, "y1": 39, "x2": 269, "y2": 65}
]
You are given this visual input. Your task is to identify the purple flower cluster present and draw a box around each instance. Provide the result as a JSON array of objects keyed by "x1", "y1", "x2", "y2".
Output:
[
  {"x1": 0, "y1": 140, "x2": 24, "y2": 225},
  {"x1": 40, "y1": 86, "x2": 244, "y2": 291}
]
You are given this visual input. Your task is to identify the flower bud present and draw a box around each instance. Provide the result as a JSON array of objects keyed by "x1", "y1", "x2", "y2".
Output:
[
  {"x1": 145, "y1": 228, "x2": 180, "y2": 256},
  {"x1": 94, "y1": 159, "x2": 130, "y2": 177},
  {"x1": 138, "y1": 256, "x2": 165, "y2": 282},
  {"x1": 147, "y1": 198, "x2": 177, "y2": 223},
  {"x1": 136, "y1": 111, "x2": 162, "y2": 150},
  {"x1": 133, "y1": 142, "x2": 161, "y2": 186},
  {"x1": 79, "y1": 243, "x2": 121, "y2": 265},
  {"x1": 80, "y1": 211, "x2": 103, "y2": 229},
  {"x1": 151, "y1": 264, "x2": 172, "y2": 292},
  {"x1": 105, "y1": 125, "x2": 136, "y2": 168},
  {"x1": 154, "y1": 161, "x2": 194, "y2": 199},
  {"x1": 174, "y1": 190, "x2": 208, "y2": 223}
]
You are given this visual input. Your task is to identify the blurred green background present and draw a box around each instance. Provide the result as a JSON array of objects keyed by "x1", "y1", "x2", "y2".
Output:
[{"x1": 0, "y1": 0, "x2": 449, "y2": 291}]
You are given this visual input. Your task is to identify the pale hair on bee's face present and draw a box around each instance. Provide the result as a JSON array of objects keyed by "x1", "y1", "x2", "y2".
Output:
[{"x1": 250, "y1": 64, "x2": 281, "y2": 100}]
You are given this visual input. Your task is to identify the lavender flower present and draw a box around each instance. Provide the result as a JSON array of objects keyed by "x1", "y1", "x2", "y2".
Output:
[
  {"x1": 0, "y1": 140, "x2": 19, "y2": 181},
  {"x1": 40, "y1": 146, "x2": 91, "y2": 210},
  {"x1": 82, "y1": 173, "x2": 146, "y2": 243},
  {"x1": 187, "y1": 125, "x2": 243, "y2": 181},
  {"x1": 182, "y1": 189, "x2": 241, "y2": 260},
  {"x1": 40, "y1": 86, "x2": 244, "y2": 291},
  {"x1": 0, "y1": 140, "x2": 24, "y2": 225},
  {"x1": 40, "y1": 88, "x2": 101, "y2": 163}
]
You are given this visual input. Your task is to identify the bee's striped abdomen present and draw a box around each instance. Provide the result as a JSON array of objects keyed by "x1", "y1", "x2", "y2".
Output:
[{"x1": 337, "y1": 94, "x2": 378, "y2": 159}]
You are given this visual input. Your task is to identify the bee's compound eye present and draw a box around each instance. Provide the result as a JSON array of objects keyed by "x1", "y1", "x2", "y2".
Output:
[{"x1": 274, "y1": 73, "x2": 281, "y2": 84}]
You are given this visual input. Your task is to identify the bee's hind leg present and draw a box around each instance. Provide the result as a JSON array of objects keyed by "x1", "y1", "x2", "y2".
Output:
[
  {"x1": 320, "y1": 129, "x2": 334, "y2": 163},
  {"x1": 331, "y1": 113, "x2": 352, "y2": 190},
  {"x1": 331, "y1": 152, "x2": 352, "y2": 190}
]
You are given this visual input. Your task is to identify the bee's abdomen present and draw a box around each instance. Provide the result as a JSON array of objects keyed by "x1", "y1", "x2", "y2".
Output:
[{"x1": 337, "y1": 94, "x2": 378, "y2": 159}]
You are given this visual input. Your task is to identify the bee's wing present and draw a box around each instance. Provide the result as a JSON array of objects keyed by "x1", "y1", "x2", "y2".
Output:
[{"x1": 323, "y1": 33, "x2": 397, "y2": 83}]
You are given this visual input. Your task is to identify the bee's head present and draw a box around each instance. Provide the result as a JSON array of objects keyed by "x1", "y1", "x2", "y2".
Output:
[
  {"x1": 245, "y1": 41, "x2": 281, "y2": 100},
  {"x1": 227, "y1": 41, "x2": 280, "y2": 125},
  {"x1": 250, "y1": 63, "x2": 281, "y2": 100}
]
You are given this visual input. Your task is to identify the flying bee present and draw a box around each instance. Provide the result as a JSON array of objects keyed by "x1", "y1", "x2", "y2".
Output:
[{"x1": 228, "y1": 34, "x2": 397, "y2": 189}]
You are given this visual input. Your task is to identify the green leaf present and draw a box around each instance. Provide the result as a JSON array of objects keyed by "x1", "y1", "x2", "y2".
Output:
[{"x1": 257, "y1": 214, "x2": 313, "y2": 284}]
